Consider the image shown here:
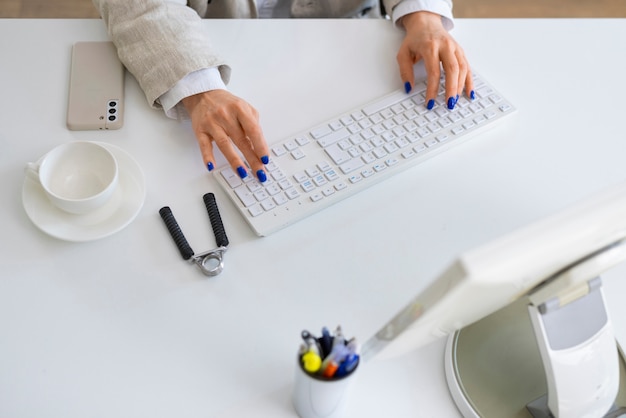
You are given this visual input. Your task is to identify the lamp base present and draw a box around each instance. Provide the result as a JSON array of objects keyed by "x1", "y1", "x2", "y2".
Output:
[{"x1": 444, "y1": 296, "x2": 626, "y2": 418}]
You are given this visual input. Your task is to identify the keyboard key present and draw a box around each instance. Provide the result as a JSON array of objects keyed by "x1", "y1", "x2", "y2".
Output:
[
  {"x1": 296, "y1": 136, "x2": 311, "y2": 146},
  {"x1": 291, "y1": 149, "x2": 306, "y2": 160},
  {"x1": 325, "y1": 144, "x2": 351, "y2": 165},
  {"x1": 310, "y1": 125, "x2": 332, "y2": 139},
  {"x1": 373, "y1": 163, "x2": 387, "y2": 172},
  {"x1": 322, "y1": 187, "x2": 335, "y2": 197},
  {"x1": 293, "y1": 171, "x2": 308, "y2": 183},
  {"x1": 235, "y1": 187, "x2": 256, "y2": 207},
  {"x1": 221, "y1": 168, "x2": 243, "y2": 188},
  {"x1": 414, "y1": 143, "x2": 427, "y2": 153},
  {"x1": 248, "y1": 205, "x2": 264, "y2": 217},
  {"x1": 317, "y1": 128, "x2": 349, "y2": 147},
  {"x1": 274, "y1": 194, "x2": 288, "y2": 206},
  {"x1": 284, "y1": 140, "x2": 298, "y2": 151},
  {"x1": 253, "y1": 190, "x2": 270, "y2": 201},
  {"x1": 301, "y1": 180, "x2": 315, "y2": 192},
  {"x1": 335, "y1": 182, "x2": 348, "y2": 191},
  {"x1": 329, "y1": 120, "x2": 343, "y2": 130},
  {"x1": 279, "y1": 179, "x2": 294, "y2": 190},
  {"x1": 305, "y1": 167, "x2": 321, "y2": 177},
  {"x1": 266, "y1": 183, "x2": 282, "y2": 196},
  {"x1": 361, "y1": 168, "x2": 375, "y2": 178},
  {"x1": 272, "y1": 145, "x2": 287, "y2": 157},
  {"x1": 325, "y1": 169, "x2": 339, "y2": 181},
  {"x1": 339, "y1": 158, "x2": 365, "y2": 174},
  {"x1": 385, "y1": 158, "x2": 399, "y2": 167},
  {"x1": 261, "y1": 199, "x2": 276, "y2": 211},
  {"x1": 285, "y1": 188, "x2": 300, "y2": 199}
]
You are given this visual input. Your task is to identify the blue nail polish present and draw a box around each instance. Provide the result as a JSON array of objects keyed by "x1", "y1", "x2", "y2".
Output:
[
  {"x1": 455, "y1": 94, "x2": 459, "y2": 102},
  {"x1": 470, "y1": 90, "x2": 476, "y2": 100},
  {"x1": 206, "y1": 162, "x2": 214, "y2": 172},
  {"x1": 427, "y1": 99, "x2": 435, "y2": 110},
  {"x1": 447, "y1": 96, "x2": 456, "y2": 110},
  {"x1": 261, "y1": 155, "x2": 269, "y2": 165},
  {"x1": 404, "y1": 81, "x2": 412, "y2": 94},
  {"x1": 236, "y1": 166, "x2": 248, "y2": 179},
  {"x1": 256, "y1": 169, "x2": 267, "y2": 183}
]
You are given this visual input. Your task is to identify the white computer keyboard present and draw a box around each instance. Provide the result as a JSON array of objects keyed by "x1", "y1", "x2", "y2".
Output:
[{"x1": 216, "y1": 72, "x2": 516, "y2": 236}]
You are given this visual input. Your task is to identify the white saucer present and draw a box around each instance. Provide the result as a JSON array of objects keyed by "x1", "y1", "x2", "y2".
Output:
[{"x1": 22, "y1": 142, "x2": 146, "y2": 242}]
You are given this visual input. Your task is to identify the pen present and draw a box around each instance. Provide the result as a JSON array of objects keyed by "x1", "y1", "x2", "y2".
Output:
[
  {"x1": 302, "y1": 330, "x2": 323, "y2": 357},
  {"x1": 331, "y1": 325, "x2": 345, "y2": 350},
  {"x1": 334, "y1": 339, "x2": 360, "y2": 377},
  {"x1": 319, "y1": 327, "x2": 332, "y2": 359},
  {"x1": 320, "y1": 343, "x2": 350, "y2": 378},
  {"x1": 301, "y1": 337, "x2": 322, "y2": 373}
]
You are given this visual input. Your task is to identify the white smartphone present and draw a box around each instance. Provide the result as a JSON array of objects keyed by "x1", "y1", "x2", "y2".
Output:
[{"x1": 67, "y1": 41, "x2": 124, "y2": 130}]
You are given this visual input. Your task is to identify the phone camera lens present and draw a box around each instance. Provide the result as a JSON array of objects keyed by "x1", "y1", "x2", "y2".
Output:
[{"x1": 109, "y1": 115, "x2": 117, "y2": 121}]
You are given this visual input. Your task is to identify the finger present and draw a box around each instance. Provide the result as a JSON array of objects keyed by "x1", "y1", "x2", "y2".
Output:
[
  {"x1": 209, "y1": 128, "x2": 248, "y2": 180},
  {"x1": 422, "y1": 53, "x2": 442, "y2": 110},
  {"x1": 230, "y1": 133, "x2": 268, "y2": 183},
  {"x1": 455, "y1": 48, "x2": 470, "y2": 98},
  {"x1": 440, "y1": 47, "x2": 459, "y2": 109},
  {"x1": 465, "y1": 66, "x2": 475, "y2": 100},
  {"x1": 237, "y1": 108, "x2": 270, "y2": 164},
  {"x1": 396, "y1": 44, "x2": 417, "y2": 94},
  {"x1": 196, "y1": 132, "x2": 217, "y2": 172}
]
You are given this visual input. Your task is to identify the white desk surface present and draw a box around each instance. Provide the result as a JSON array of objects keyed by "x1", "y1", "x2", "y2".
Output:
[{"x1": 1, "y1": 18, "x2": 626, "y2": 417}]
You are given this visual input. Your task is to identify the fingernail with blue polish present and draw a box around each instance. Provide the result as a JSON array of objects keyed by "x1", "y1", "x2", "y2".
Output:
[
  {"x1": 427, "y1": 99, "x2": 435, "y2": 110},
  {"x1": 261, "y1": 155, "x2": 269, "y2": 165},
  {"x1": 256, "y1": 169, "x2": 267, "y2": 183},
  {"x1": 447, "y1": 96, "x2": 456, "y2": 110},
  {"x1": 455, "y1": 94, "x2": 459, "y2": 102},
  {"x1": 207, "y1": 162, "x2": 214, "y2": 172},
  {"x1": 470, "y1": 90, "x2": 476, "y2": 100},
  {"x1": 404, "y1": 81, "x2": 412, "y2": 94},
  {"x1": 236, "y1": 166, "x2": 248, "y2": 179}
]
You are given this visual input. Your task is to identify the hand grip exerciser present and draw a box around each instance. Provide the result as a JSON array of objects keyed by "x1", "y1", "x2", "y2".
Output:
[{"x1": 159, "y1": 193, "x2": 229, "y2": 276}]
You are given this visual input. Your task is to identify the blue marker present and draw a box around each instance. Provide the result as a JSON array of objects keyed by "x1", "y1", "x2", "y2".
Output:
[{"x1": 335, "y1": 339, "x2": 360, "y2": 377}]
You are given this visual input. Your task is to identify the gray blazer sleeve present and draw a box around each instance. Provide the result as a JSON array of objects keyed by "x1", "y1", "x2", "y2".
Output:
[{"x1": 92, "y1": 0, "x2": 231, "y2": 109}]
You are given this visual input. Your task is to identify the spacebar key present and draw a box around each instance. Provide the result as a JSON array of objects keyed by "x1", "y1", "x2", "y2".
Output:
[{"x1": 362, "y1": 90, "x2": 412, "y2": 116}]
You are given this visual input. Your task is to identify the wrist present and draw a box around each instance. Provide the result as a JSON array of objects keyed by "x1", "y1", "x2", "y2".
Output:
[
  {"x1": 401, "y1": 11, "x2": 444, "y2": 32},
  {"x1": 182, "y1": 90, "x2": 217, "y2": 113}
]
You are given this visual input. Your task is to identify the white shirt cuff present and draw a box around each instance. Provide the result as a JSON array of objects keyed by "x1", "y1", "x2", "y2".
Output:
[
  {"x1": 159, "y1": 67, "x2": 227, "y2": 120},
  {"x1": 391, "y1": 0, "x2": 454, "y2": 31}
]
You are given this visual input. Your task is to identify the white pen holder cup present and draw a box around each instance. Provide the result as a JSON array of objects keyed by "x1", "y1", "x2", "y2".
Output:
[
  {"x1": 292, "y1": 356, "x2": 359, "y2": 418},
  {"x1": 25, "y1": 141, "x2": 118, "y2": 215}
]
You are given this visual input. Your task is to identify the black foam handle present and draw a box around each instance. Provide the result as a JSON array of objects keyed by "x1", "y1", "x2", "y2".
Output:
[
  {"x1": 203, "y1": 193, "x2": 229, "y2": 248},
  {"x1": 159, "y1": 206, "x2": 195, "y2": 260}
]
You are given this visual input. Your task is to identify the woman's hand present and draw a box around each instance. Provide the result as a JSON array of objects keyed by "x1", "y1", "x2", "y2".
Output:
[
  {"x1": 182, "y1": 89, "x2": 270, "y2": 182},
  {"x1": 396, "y1": 11, "x2": 474, "y2": 110}
]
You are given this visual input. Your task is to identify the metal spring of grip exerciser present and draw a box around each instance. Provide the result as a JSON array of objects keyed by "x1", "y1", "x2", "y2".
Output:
[{"x1": 159, "y1": 193, "x2": 229, "y2": 276}]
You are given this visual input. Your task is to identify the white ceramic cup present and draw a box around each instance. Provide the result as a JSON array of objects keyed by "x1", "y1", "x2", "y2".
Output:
[
  {"x1": 25, "y1": 141, "x2": 119, "y2": 214},
  {"x1": 292, "y1": 357, "x2": 359, "y2": 418}
]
